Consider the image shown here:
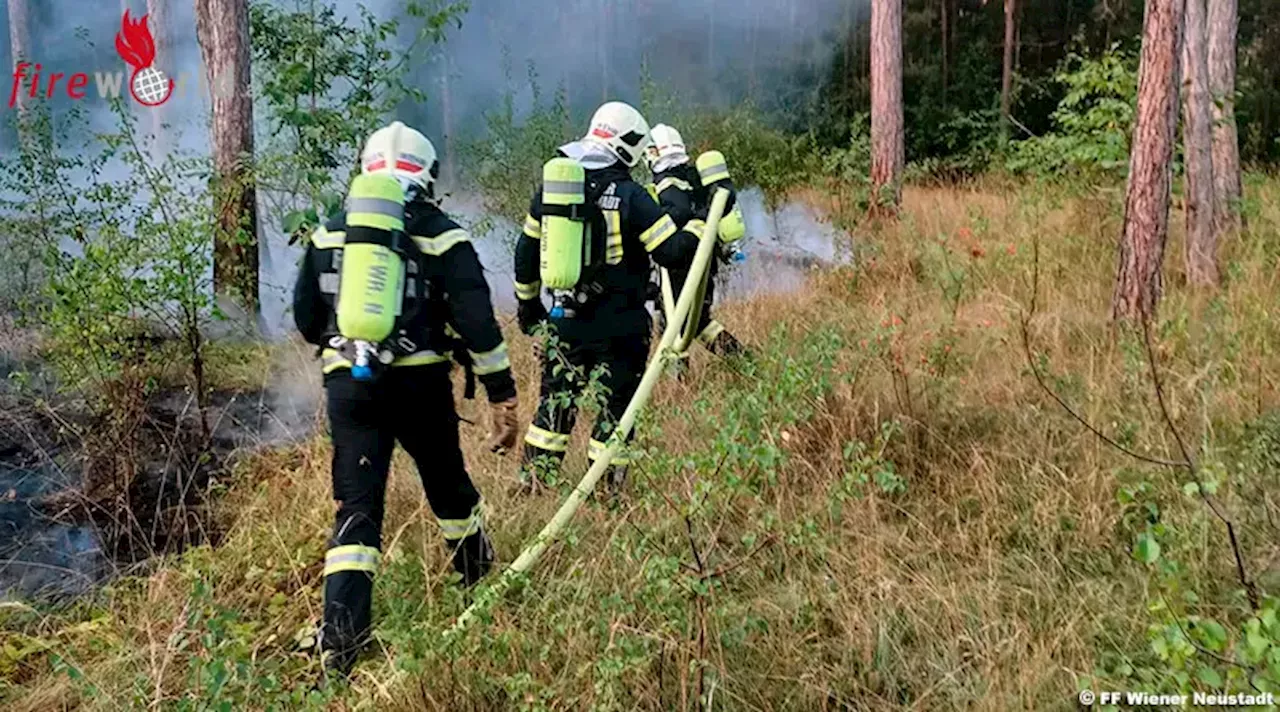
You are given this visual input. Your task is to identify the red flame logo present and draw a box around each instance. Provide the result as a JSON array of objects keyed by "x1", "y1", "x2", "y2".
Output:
[{"x1": 114, "y1": 10, "x2": 173, "y2": 107}]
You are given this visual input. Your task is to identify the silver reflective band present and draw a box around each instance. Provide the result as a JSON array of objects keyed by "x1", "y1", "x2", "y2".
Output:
[
  {"x1": 319, "y1": 272, "x2": 339, "y2": 294},
  {"x1": 699, "y1": 162, "x2": 728, "y2": 179},
  {"x1": 542, "y1": 181, "x2": 585, "y2": 197},
  {"x1": 469, "y1": 343, "x2": 511, "y2": 375},
  {"x1": 345, "y1": 197, "x2": 405, "y2": 218}
]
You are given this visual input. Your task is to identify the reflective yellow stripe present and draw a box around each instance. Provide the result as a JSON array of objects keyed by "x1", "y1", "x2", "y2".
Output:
[
  {"x1": 321, "y1": 348, "x2": 447, "y2": 372},
  {"x1": 605, "y1": 210, "x2": 623, "y2": 264},
  {"x1": 588, "y1": 438, "x2": 632, "y2": 466},
  {"x1": 324, "y1": 544, "x2": 380, "y2": 576},
  {"x1": 469, "y1": 342, "x2": 511, "y2": 375},
  {"x1": 697, "y1": 320, "x2": 725, "y2": 345},
  {"x1": 698, "y1": 162, "x2": 730, "y2": 185},
  {"x1": 311, "y1": 228, "x2": 346, "y2": 249},
  {"x1": 655, "y1": 177, "x2": 693, "y2": 195},
  {"x1": 437, "y1": 502, "x2": 484, "y2": 541},
  {"x1": 394, "y1": 350, "x2": 449, "y2": 367},
  {"x1": 321, "y1": 348, "x2": 353, "y2": 374},
  {"x1": 523, "y1": 214, "x2": 542, "y2": 239},
  {"x1": 515, "y1": 280, "x2": 541, "y2": 300},
  {"x1": 411, "y1": 228, "x2": 470, "y2": 256},
  {"x1": 684, "y1": 219, "x2": 707, "y2": 237},
  {"x1": 639, "y1": 214, "x2": 679, "y2": 252},
  {"x1": 524, "y1": 425, "x2": 570, "y2": 452}
]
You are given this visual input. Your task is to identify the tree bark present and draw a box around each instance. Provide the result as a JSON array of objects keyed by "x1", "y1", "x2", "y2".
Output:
[
  {"x1": 1113, "y1": 0, "x2": 1185, "y2": 322},
  {"x1": 1001, "y1": 0, "x2": 1018, "y2": 139},
  {"x1": 1181, "y1": 0, "x2": 1218, "y2": 286},
  {"x1": 871, "y1": 0, "x2": 904, "y2": 214},
  {"x1": 1207, "y1": 0, "x2": 1241, "y2": 236},
  {"x1": 440, "y1": 48, "x2": 455, "y2": 187},
  {"x1": 8, "y1": 0, "x2": 29, "y2": 111},
  {"x1": 146, "y1": 0, "x2": 169, "y2": 158},
  {"x1": 941, "y1": 0, "x2": 951, "y2": 98},
  {"x1": 195, "y1": 0, "x2": 259, "y2": 315}
]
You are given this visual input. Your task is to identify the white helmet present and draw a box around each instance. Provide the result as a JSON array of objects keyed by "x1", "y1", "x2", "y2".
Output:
[
  {"x1": 360, "y1": 121, "x2": 440, "y2": 198},
  {"x1": 645, "y1": 123, "x2": 688, "y2": 170},
  {"x1": 583, "y1": 101, "x2": 652, "y2": 168}
]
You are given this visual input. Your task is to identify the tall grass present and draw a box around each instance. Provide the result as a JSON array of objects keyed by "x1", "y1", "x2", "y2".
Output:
[{"x1": 2, "y1": 177, "x2": 1278, "y2": 710}]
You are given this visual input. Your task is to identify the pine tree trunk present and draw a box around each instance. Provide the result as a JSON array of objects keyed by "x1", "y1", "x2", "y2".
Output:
[
  {"x1": 8, "y1": 0, "x2": 29, "y2": 112},
  {"x1": 1182, "y1": 0, "x2": 1218, "y2": 286},
  {"x1": 195, "y1": 0, "x2": 259, "y2": 315},
  {"x1": 1207, "y1": 0, "x2": 1241, "y2": 236},
  {"x1": 147, "y1": 0, "x2": 168, "y2": 159},
  {"x1": 871, "y1": 0, "x2": 904, "y2": 214},
  {"x1": 1001, "y1": 0, "x2": 1017, "y2": 139},
  {"x1": 1113, "y1": 0, "x2": 1185, "y2": 322},
  {"x1": 941, "y1": 0, "x2": 950, "y2": 98},
  {"x1": 441, "y1": 49, "x2": 455, "y2": 187}
]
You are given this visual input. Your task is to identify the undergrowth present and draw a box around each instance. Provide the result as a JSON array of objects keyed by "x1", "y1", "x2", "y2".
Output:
[{"x1": 2, "y1": 177, "x2": 1278, "y2": 710}]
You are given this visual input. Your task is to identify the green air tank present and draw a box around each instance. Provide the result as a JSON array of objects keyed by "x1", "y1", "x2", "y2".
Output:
[
  {"x1": 539, "y1": 157, "x2": 588, "y2": 291},
  {"x1": 336, "y1": 172, "x2": 408, "y2": 343},
  {"x1": 696, "y1": 150, "x2": 745, "y2": 244}
]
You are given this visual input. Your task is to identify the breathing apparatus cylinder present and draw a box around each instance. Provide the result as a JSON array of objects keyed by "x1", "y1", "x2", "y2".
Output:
[
  {"x1": 539, "y1": 158, "x2": 589, "y2": 318},
  {"x1": 695, "y1": 150, "x2": 747, "y2": 263},
  {"x1": 335, "y1": 172, "x2": 408, "y2": 380}
]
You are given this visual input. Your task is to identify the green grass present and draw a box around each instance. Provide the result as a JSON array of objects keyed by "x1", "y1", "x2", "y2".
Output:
[{"x1": 2, "y1": 176, "x2": 1279, "y2": 711}]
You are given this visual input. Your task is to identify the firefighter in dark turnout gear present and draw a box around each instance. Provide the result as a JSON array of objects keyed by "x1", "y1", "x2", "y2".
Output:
[
  {"x1": 292, "y1": 122, "x2": 518, "y2": 676},
  {"x1": 646, "y1": 123, "x2": 747, "y2": 358},
  {"x1": 513, "y1": 102, "x2": 700, "y2": 494}
]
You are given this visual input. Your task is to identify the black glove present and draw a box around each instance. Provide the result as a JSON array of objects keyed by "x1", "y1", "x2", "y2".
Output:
[
  {"x1": 517, "y1": 299, "x2": 548, "y2": 336},
  {"x1": 645, "y1": 279, "x2": 661, "y2": 305}
]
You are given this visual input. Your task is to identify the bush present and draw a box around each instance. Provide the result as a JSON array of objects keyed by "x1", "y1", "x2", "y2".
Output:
[{"x1": 1006, "y1": 45, "x2": 1138, "y2": 179}]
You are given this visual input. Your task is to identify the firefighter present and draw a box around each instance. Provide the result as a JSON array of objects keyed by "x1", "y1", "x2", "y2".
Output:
[
  {"x1": 292, "y1": 121, "x2": 519, "y2": 676},
  {"x1": 513, "y1": 101, "x2": 700, "y2": 495},
  {"x1": 645, "y1": 123, "x2": 747, "y2": 359}
]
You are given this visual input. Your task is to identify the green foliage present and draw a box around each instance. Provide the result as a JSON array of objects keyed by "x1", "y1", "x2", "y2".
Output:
[
  {"x1": 0, "y1": 102, "x2": 217, "y2": 413},
  {"x1": 459, "y1": 61, "x2": 574, "y2": 232},
  {"x1": 1006, "y1": 47, "x2": 1139, "y2": 178},
  {"x1": 249, "y1": 0, "x2": 467, "y2": 243}
]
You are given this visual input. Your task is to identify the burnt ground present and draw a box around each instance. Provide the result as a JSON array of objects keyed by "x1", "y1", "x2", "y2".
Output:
[{"x1": 0, "y1": 376, "x2": 317, "y2": 602}]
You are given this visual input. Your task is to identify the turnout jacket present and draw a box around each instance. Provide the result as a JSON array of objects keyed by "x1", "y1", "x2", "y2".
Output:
[
  {"x1": 514, "y1": 158, "x2": 700, "y2": 341},
  {"x1": 652, "y1": 162, "x2": 739, "y2": 240},
  {"x1": 293, "y1": 201, "x2": 516, "y2": 403}
]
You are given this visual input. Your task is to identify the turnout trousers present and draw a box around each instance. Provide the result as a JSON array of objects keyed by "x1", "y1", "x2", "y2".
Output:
[
  {"x1": 320, "y1": 363, "x2": 491, "y2": 663},
  {"x1": 519, "y1": 330, "x2": 650, "y2": 483},
  {"x1": 664, "y1": 261, "x2": 743, "y2": 356}
]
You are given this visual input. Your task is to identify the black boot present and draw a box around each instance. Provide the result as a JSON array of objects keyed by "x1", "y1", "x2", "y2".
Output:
[
  {"x1": 707, "y1": 330, "x2": 745, "y2": 358},
  {"x1": 450, "y1": 529, "x2": 494, "y2": 587},
  {"x1": 605, "y1": 465, "x2": 629, "y2": 498}
]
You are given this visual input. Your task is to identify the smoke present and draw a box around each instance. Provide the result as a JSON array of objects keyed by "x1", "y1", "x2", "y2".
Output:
[
  {"x1": 401, "y1": 0, "x2": 862, "y2": 143},
  {"x1": 2, "y1": 0, "x2": 864, "y2": 338}
]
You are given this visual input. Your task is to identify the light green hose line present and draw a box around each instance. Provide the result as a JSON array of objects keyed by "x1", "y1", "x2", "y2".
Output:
[
  {"x1": 441, "y1": 188, "x2": 730, "y2": 642},
  {"x1": 660, "y1": 266, "x2": 676, "y2": 326},
  {"x1": 675, "y1": 200, "x2": 726, "y2": 354}
]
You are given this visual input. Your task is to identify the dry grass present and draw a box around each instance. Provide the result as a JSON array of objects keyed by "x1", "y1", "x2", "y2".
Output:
[{"x1": 2, "y1": 177, "x2": 1278, "y2": 710}]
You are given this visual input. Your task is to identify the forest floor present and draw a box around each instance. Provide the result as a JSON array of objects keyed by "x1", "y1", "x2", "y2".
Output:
[{"x1": 2, "y1": 176, "x2": 1279, "y2": 711}]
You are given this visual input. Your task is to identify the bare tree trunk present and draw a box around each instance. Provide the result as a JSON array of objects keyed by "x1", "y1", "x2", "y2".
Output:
[
  {"x1": 1207, "y1": 0, "x2": 1241, "y2": 236},
  {"x1": 440, "y1": 48, "x2": 455, "y2": 187},
  {"x1": 1001, "y1": 0, "x2": 1018, "y2": 140},
  {"x1": 147, "y1": 0, "x2": 169, "y2": 159},
  {"x1": 1182, "y1": 0, "x2": 1218, "y2": 286},
  {"x1": 600, "y1": 0, "x2": 610, "y2": 101},
  {"x1": 1113, "y1": 0, "x2": 1185, "y2": 322},
  {"x1": 941, "y1": 0, "x2": 951, "y2": 98},
  {"x1": 8, "y1": 0, "x2": 29, "y2": 111},
  {"x1": 195, "y1": 0, "x2": 259, "y2": 316},
  {"x1": 871, "y1": 0, "x2": 904, "y2": 214}
]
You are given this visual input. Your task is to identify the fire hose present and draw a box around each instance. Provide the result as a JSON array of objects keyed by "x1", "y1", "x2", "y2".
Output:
[{"x1": 443, "y1": 187, "x2": 730, "y2": 640}]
